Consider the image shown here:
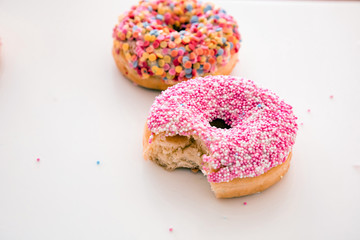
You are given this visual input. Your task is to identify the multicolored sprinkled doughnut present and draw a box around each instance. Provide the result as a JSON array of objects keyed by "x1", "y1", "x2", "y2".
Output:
[
  {"x1": 143, "y1": 75, "x2": 298, "y2": 198},
  {"x1": 112, "y1": 0, "x2": 241, "y2": 90}
]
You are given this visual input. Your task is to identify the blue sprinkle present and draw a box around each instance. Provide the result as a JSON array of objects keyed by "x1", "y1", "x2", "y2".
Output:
[
  {"x1": 222, "y1": 37, "x2": 226, "y2": 44},
  {"x1": 190, "y1": 16, "x2": 199, "y2": 23},
  {"x1": 229, "y1": 42, "x2": 234, "y2": 49},
  {"x1": 179, "y1": 30, "x2": 186, "y2": 35},
  {"x1": 257, "y1": 104, "x2": 262, "y2": 108},
  {"x1": 214, "y1": 15, "x2": 220, "y2": 20},
  {"x1": 179, "y1": 47, "x2": 186, "y2": 52},
  {"x1": 182, "y1": 56, "x2": 189, "y2": 64},
  {"x1": 197, "y1": 69, "x2": 204, "y2": 74},
  {"x1": 96, "y1": 161, "x2": 100, "y2": 165},
  {"x1": 156, "y1": 14, "x2": 164, "y2": 21},
  {"x1": 132, "y1": 26, "x2": 138, "y2": 31},
  {"x1": 148, "y1": 6, "x2": 152, "y2": 11},
  {"x1": 180, "y1": 103, "x2": 185, "y2": 106},
  {"x1": 185, "y1": 74, "x2": 193, "y2": 78},
  {"x1": 170, "y1": 3, "x2": 175, "y2": 10},
  {"x1": 219, "y1": 9, "x2": 226, "y2": 14},
  {"x1": 216, "y1": 49, "x2": 224, "y2": 56},
  {"x1": 143, "y1": 22, "x2": 149, "y2": 27},
  {"x1": 150, "y1": 29, "x2": 159, "y2": 36},
  {"x1": 204, "y1": 5, "x2": 212, "y2": 13},
  {"x1": 185, "y1": 68, "x2": 192, "y2": 74},
  {"x1": 186, "y1": 4, "x2": 193, "y2": 11},
  {"x1": 133, "y1": 61, "x2": 138, "y2": 68},
  {"x1": 170, "y1": 35, "x2": 175, "y2": 41},
  {"x1": 215, "y1": 27, "x2": 222, "y2": 32},
  {"x1": 197, "y1": 23, "x2": 204, "y2": 29}
]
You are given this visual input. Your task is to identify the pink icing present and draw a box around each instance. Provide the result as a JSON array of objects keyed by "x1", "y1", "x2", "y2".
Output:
[{"x1": 147, "y1": 75, "x2": 298, "y2": 183}]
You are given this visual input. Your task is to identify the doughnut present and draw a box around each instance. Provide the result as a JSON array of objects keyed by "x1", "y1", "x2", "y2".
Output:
[
  {"x1": 112, "y1": 0, "x2": 241, "y2": 90},
  {"x1": 143, "y1": 75, "x2": 298, "y2": 198}
]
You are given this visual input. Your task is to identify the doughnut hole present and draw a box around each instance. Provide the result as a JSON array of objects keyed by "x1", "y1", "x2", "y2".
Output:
[{"x1": 209, "y1": 119, "x2": 231, "y2": 129}]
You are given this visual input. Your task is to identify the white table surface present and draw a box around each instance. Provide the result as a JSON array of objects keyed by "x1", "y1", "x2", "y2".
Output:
[{"x1": 1, "y1": 0, "x2": 360, "y2": 239}]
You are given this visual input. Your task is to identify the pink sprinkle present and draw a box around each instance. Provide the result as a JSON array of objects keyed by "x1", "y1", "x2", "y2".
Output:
[
  {"x1": 169, "y1": 227, "x2": 173, "y2": 232},
  {"x1": 330, "y1": 95, "x2": 334, "y2": 99},
  {"x1": 300, "y1": 123, "x2": 304, "y2": 126},
  {"x1": 36, "y1": 158, "x2": 40, "y2": 162},
  {"x1": 243, "y1": 202, "x2": 247, "y2": 205},
  {"x1": 307, "y1": 109, "x2": 311, "y2": 113}
]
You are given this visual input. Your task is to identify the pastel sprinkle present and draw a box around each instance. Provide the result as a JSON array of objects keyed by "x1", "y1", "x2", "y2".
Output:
[
  {"x1": 149, "y1": 53, "x2": 157, "y2": 61},
  {"x1": 97, "y1": 161, "x2": 100, "y2": 165},
  {"x1": 122, "y1": 43, "x2": 129, "y2": 51},
  {"x1": 169, "y1": 227, "x2": 173, "y2": 232},
  {"x1": 175, "y1": 66, "x2": 183, "y2": 73},
  {"x1": 36, "y1": 158, "x2": 40, "y2": 162},
  {"x1": 307, "y1": 109, "x2": 311, "y2": 113},
  {"x1": 113, "y1": 0, "x2": 241, "y2": 82},
  {"x1": 330, "y1": 95, "x2": 334, "y2": 99}
]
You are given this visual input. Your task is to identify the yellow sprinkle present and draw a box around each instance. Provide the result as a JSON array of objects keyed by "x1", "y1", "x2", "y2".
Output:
[
  {"x1": 126, "y1": 31, "x2": 132, "y2": 39},
  {"x1": 158, "y1": 59, "x2": 165, "y2": 67},
  {"x1": 156, "y1": 68, "x2": 164, "y2": 75},
  {"x1": 164, "y1": 55, "x2": 171, "y2": 63},
  {"x1": 149, "y1": 53, "x2": 157, "y2": 61},
  {"x1": 125, "y1": 53, "x2": 132, "y2": 61},
  {"x1": 158, "y1": 7, "x2": 165, "y2": 15},
  {"x1": 150, "y1": 35, "x2": 156, "y2": 42},
  {"x1": 151, "y1": 66, "x2": 158, "y2": 73},
  {"x1": 194, "y1": 62, "x2": 200, "y2": 69},
  {"x1": 144, "y1": 34, "x2": 152, "y2": 41},
  {"x1": 167, "y1": 73, "x2": 174, "y2": 79},
  {"x1": 160, "y1": 41, "x2": 168, "y2": 48},
  {"x1": 182, "y1": 36, "x2": 190, "y2": 43},
  {"x1": 174, "y1": 38, "x2": 181, "y2": 44},
  {"x1": 217, "y1": 56, "x2": 223, "y2": 63},
  {"x1": 142, "y1": 52, "x2": 149, "y2": 59},
  {"x1": 142, "y1": 73, "x2": 149, "y2": 79},
  {"x1": 200, "y1": 56, "x2": 206, "y2": 62},
  {"x1": 156, "y1": 52, "x2": 163, "y2": 58},
  {"x1": 175, "y1": 66, "x2": 182, "y2": 73},
  {"x1": 122, "y1": 43, "x2": 129, "y2": 51}
]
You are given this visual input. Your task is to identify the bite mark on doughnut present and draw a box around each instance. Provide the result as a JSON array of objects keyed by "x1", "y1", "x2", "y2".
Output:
[{"x1": 144, "y1": 130, "x2": 210, "y2": 171}]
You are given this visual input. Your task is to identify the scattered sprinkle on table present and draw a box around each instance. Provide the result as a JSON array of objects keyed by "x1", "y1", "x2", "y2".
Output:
[
  {"x1": 307, "y1": 109, "x2": 311, "y2": 113},
  {"x1": 96, "y1": 161, "x2": 100, "y2": 165},
  {"x1": 243, "y1": 202, "x2": 247, "y2": 205},
  {"x1": 169, "y1": 227, "x2": 173, "y2": 232},
  {"x1": 330, "y1": 95, "x2": 334, "y2": 99},
  {"x1": 36, "y1": 158, "x2": 40, "y2": 162}
]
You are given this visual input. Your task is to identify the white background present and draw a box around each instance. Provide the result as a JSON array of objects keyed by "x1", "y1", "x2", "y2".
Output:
[{"x1": 0, "y1": 0, "x2": 360, "y2": 239}]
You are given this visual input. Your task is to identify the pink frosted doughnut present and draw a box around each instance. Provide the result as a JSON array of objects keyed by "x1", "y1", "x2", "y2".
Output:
[{"x1": 143, "y1": 75, "x2": 298, "y2": 198}]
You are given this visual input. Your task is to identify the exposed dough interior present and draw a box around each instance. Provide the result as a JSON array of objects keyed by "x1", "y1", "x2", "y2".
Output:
[{"x1": 143, "y1": 133, "x2": 210, "y2": 171}]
